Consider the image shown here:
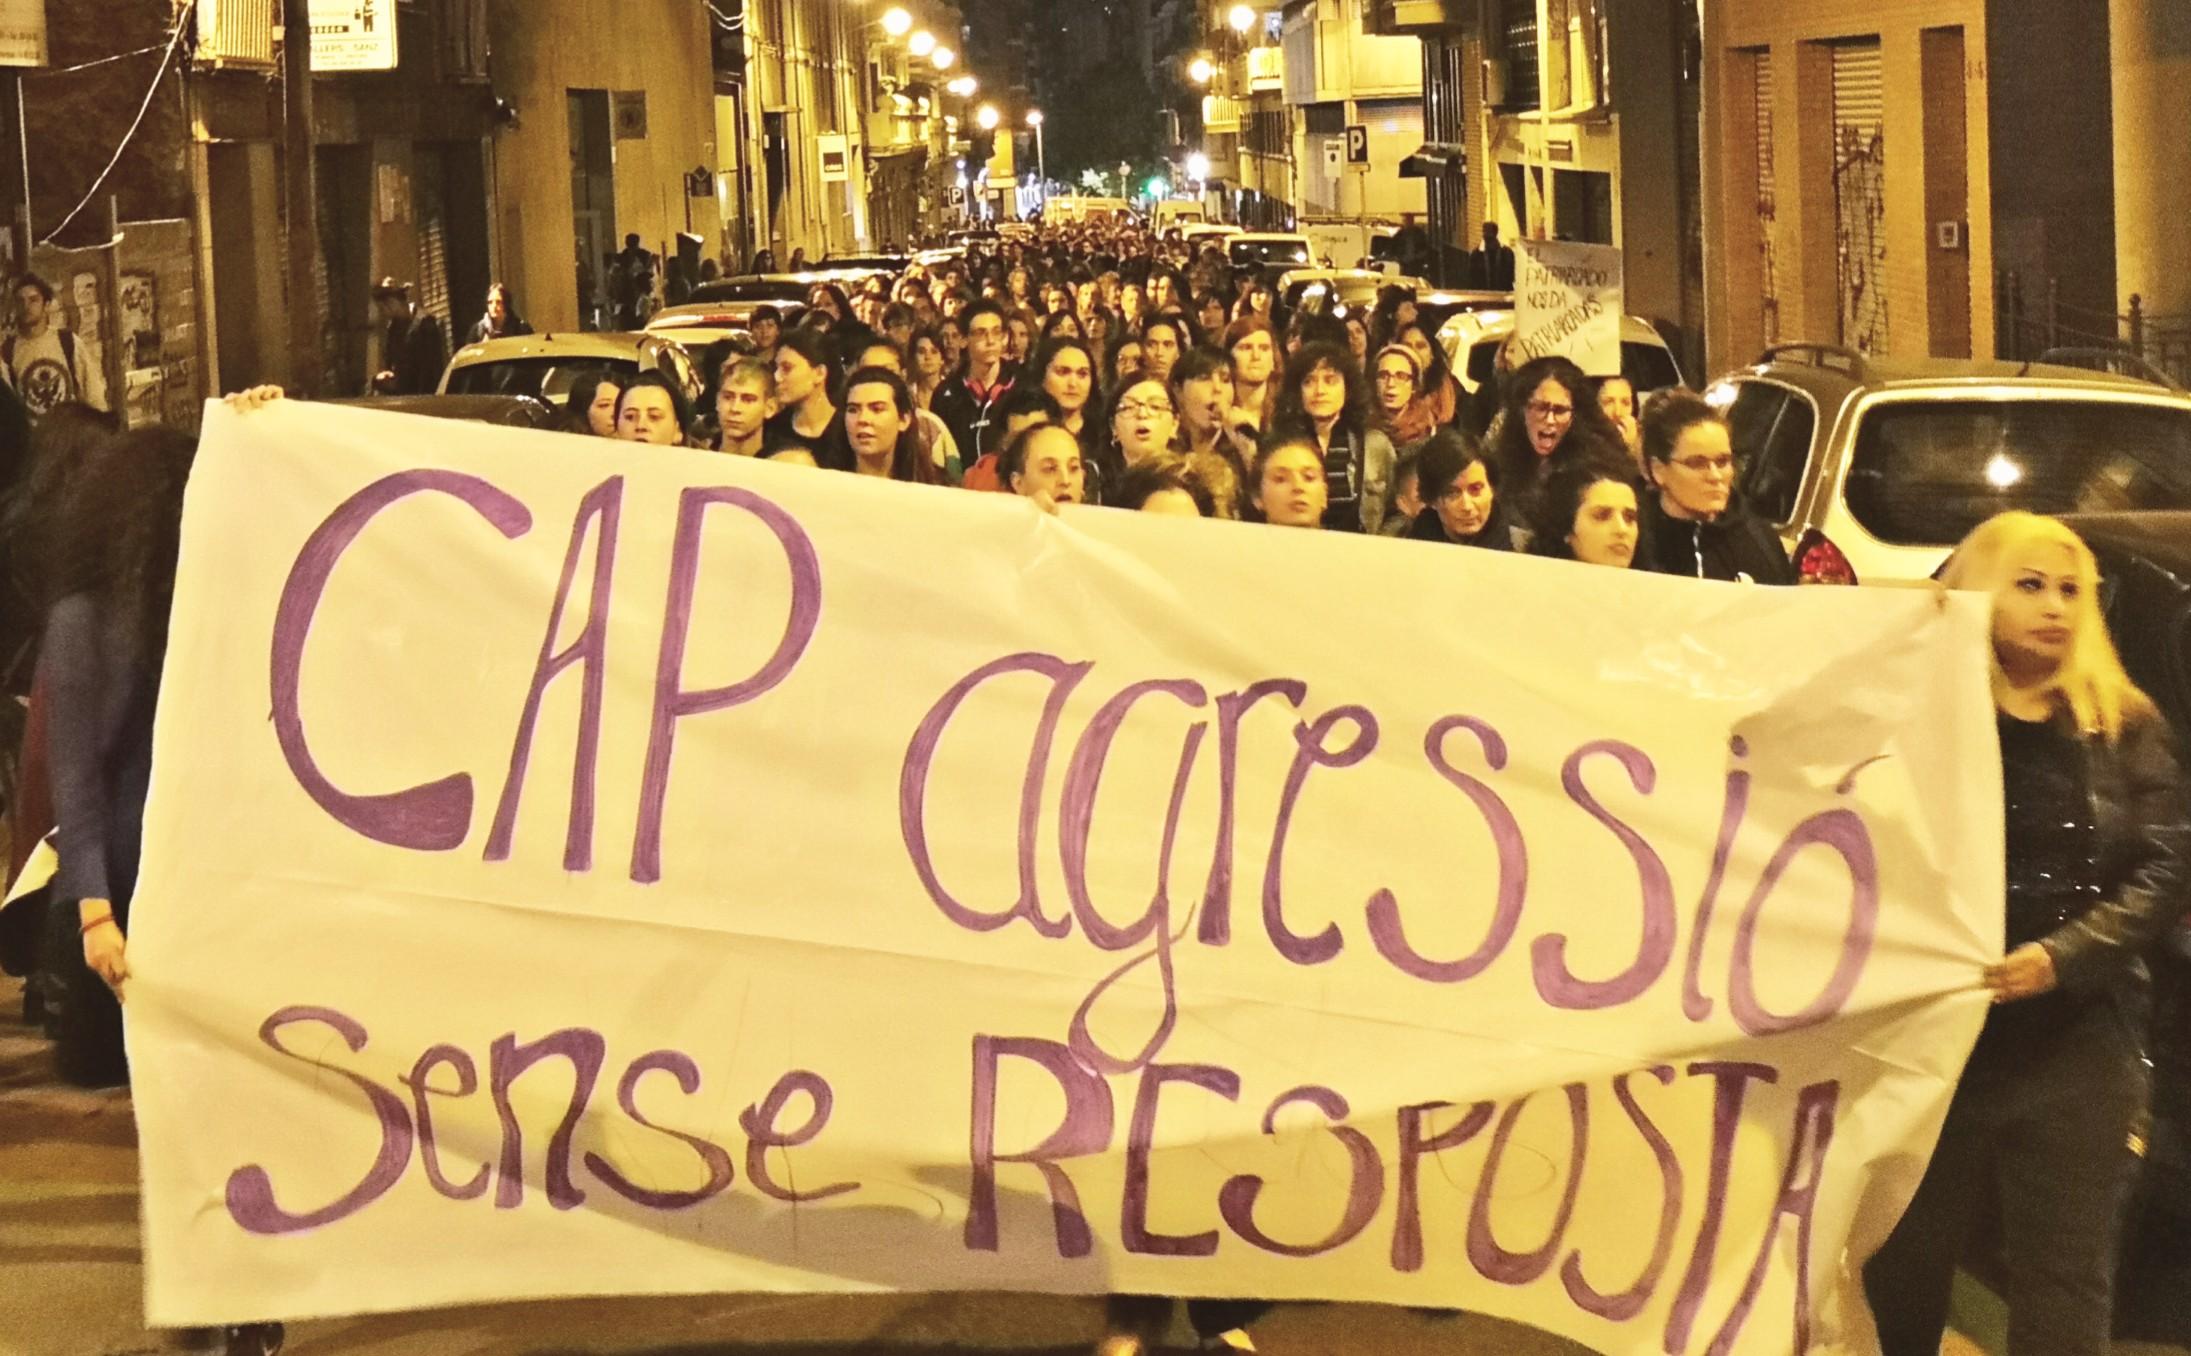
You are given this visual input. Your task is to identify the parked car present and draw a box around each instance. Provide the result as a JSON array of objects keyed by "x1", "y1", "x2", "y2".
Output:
[
  {"x1": 1228, "y1": 232, "x2": 1317, "y2": 280},
  {"x1": 321, "y1": 394, "x2": 561, "y2": 429},
  {"x1": 1705, "y1": 344, "x2": 2191, "y2": 584},
  {"x1": 662, "y1": 274, "x2": 812, "y2": 328},
  {"x1": 1437, "y1": 307, "x2": 1685, "y2": 406},
  {"x1": 440, "y1": 331, "x2": 703, "y2": 408},
  {"x1": 1410, "y1": 288, "x2": 1514, "y2": 339},
  {"x1": 1277, "y1": 268, "x2": 1427, "y2": 321},
  {"x1": 1181, "y1": 222, "x2": 1243, "y2": 248},
  {"x1": 2002, "y1": 512, "x2": 2191, "y2": 1345},
  {"x1": 818, "y1": 253, "x2": 911, "y2": 274}
]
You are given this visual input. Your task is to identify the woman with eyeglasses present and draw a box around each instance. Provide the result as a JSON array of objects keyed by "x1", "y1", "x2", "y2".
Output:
[
  {"x1": 1371, "y1": 344, "x2": 1436, "y2": 451},
  {"x1": 1488, "y1": 354, "x2": 1626, "y2": 522},
  {"x1": 1633, "y1": 389, "x2": 1793, "y2": 583}
]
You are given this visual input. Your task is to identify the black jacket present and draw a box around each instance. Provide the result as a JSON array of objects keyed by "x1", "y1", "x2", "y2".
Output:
[
  {"x1": 1404, "y1": 504, "x2": 1527, "y2": 551},
  {"x1": 381, "y1": 313, "x2": 449, "y2": 396},
  {"x1": 931, "y1": 363, "x2": 1020, "y2": 460},
  {"x1": 1635, "y1": 491, "x2": 1794, "y2": 584},
  {"x1": 2038, "y1": 712, "x2": 2189, "y2": 1019}
]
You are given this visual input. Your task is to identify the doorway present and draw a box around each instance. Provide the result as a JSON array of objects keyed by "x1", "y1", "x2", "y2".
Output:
[{"x1": 568, "y1": 90, "x2": 615, "y2": 329}]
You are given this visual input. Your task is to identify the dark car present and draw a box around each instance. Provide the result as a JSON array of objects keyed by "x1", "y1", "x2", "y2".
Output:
[{"x1": 2068, "y1": 513, "x2": 2191, "y2": 1343}]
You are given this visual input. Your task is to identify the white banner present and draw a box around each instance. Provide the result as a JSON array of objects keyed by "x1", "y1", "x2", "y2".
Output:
[
  {"x1": 1515, "y1": 238, "x2": 1624, "y2": 376},
  {"x1": 131, "y1": 405, "x2": 2002, "y2": 1352}
]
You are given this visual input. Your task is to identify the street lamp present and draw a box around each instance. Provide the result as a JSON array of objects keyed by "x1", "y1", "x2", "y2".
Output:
[
  {"x1": 1186, "y1": 151, "x2": 1209, "y2": 181},
  {"x1": 882, "y1": 6, "x2": 913, "y2": 37},
  {"x1": 947, "y1": 75, "x2": 977, "y2": 98},
  {"x1": 1189, "y1": 56, "x2": 1214, "y2": 84},
  {"x1": 1026, "y1": 110, "x2": 1046, "y2": 209},
  {"x1": 1229, "y1": 4, "x2": 1257, "y2": 33},
  {"x1": 976, "y1": 103, "x2": 1000, "y2": 131},
  {"x1": 908, "y1": 29, "x2": 936, "y2": 57},
  {"x1": 931, "y1": 45, "x2": 956, "y2": 69}
]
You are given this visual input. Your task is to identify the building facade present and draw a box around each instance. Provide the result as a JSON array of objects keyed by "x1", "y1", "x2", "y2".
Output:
[
  {"x1": 1280, "y1": 0, "x2": 1426, "y2": 223},
  {"x1": 1368, "y1": 0, "x2": 1702, "y2": 367},
  {"x1": 1699, "y1": 0, "x2": 2114, "y2": 374}
]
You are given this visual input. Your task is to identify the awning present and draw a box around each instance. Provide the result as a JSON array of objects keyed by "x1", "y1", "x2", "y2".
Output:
[{"x1": 1400, "y1": 142, "x2": 1468, "y2": 178}]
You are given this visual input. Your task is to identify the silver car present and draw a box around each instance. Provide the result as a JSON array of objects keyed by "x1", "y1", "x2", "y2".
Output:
[{"x1": 1706, "y1": 344, "x2": 2191, "y2": 584}]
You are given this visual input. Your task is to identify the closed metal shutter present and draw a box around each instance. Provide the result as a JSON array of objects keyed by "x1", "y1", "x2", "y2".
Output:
[
  {"x1": 1833, "y1": 40, "x2": 1888, "y2": 352},
  {"x1": 1755, "y1": 50, "x2": 1780, "y2": 345}
]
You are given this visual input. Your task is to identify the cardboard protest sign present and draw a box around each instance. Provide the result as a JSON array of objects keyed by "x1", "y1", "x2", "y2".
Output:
[
  {"x1": 1515, "y1": 238, "x2": 1624, "y2": 376},
  {"x1": 130, "y1": 404, "x2": 2001, "y2": 1353}
]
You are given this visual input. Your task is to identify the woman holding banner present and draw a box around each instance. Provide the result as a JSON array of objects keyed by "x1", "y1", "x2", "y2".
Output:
[{"x1": 1863, "y1": 512, "x2": 2188, "y2": 1356}]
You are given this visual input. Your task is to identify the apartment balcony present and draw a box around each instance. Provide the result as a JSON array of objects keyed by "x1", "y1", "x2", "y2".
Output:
[{"x1": 1363, "y1": 0, "x2": 1470, "y2": 36}]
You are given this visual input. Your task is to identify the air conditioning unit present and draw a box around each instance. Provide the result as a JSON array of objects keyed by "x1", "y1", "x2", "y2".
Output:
[
  {"x1": 1481, "y1": 57, "x2": 1509, "y2": 108},
  {"x1": 197, "y1": 0, "x2": 277, "y2": 69}
]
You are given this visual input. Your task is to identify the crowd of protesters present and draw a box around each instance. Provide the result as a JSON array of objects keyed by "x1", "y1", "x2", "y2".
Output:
[
  {"x1": 0, "y1": 218, "x2": 2181, "y2": 1356},
  {"x1": 544, "y1": 221, "x2": 1790, "y2": 587}
]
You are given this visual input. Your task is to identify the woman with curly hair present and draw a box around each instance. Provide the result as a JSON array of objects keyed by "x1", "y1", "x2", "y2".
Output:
[
  {"x1": 1487, "y1": 353, "x2": 1627, "y2": 522},
  {"x1": 1269, "y1": 340, "x2": 1394, "y2": 532}
]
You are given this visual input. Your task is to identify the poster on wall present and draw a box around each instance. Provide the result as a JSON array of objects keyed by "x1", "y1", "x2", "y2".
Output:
[
  {"x1": 819, "y1": 134, "x2": 850, "y2": 184},
  {"x1": 0, "y1": 0, "x2": 47, "y2": 67},
  {"x1": 310, "y1": 0, "x2": 398, "y2": 72}
]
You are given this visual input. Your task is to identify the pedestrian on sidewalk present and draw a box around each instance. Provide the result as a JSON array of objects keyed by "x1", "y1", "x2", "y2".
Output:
[
  {"x1": 464, "y1": 282, "x2": 533, "y2": 345},
  {"x1": 5, "y1": 273, "x2": 106, "y2": 416},
  {"x1": 371, "y1": 278, "x2": 448, "y2": 396}
]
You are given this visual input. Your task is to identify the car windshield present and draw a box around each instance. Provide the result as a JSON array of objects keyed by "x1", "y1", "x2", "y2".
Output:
[
  {"x1": 1462, "y1": 338, "x2": 1680, "y2": 392},
  {"x1": 445, "y1": 357, "x2": 638, "y2": 402},
  {"x1": 1846, "y1": 399, "x2": 2191, "y2": 545},
  {"x1": 1231, "y1": 239, "x2": 1312, "y2": 268},
  {"x1": 689, "y1": 279, "x2": 811, "y2": 305}
]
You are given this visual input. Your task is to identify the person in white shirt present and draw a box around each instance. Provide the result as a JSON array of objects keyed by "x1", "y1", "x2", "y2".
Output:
[{"x1": 5, "y1": 274, "x2": 105, "y2": 416}]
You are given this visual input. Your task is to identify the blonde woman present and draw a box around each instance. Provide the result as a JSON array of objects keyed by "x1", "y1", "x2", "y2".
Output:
[{"x1": 1864, "y1": 511, "x2": 2187, "y2": 1356}]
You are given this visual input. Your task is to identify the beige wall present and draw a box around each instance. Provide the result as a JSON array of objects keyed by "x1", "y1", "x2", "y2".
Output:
[
  {"x1": 2113, "y1": 0, "x2": 2191, "y2": 318},
  {"x1": 488, "y1": 0, "x2": 718, "y2": 333},
  {"x1": 737, "y1": 0, "x2": 876, "y2": 261},
  {"x1": 1702, "y1": 0, "x2": 1993, "y2": 375}
]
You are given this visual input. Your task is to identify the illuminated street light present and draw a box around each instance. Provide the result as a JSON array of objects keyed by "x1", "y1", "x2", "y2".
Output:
[
  {"x1": 1189, "y1": 56, "x2": 1214, "y2": 83},
  {"x1": 1186, "y1": 151, "x2": 1209, "y2": 180},
  {"x1": 908, "y1": 29, "x2": 936, "y2": 56},
  {"x1": 882, "y1": 7, "x2": 913, "y2": 37},
  {"x1": 1024, "y1": 109, "x2": 1043, "y2": 127},
  {"x1": 976, "y1": 103, "x2": 1000, "y2": 131},
  {"x1": 947, "y1": 75, "x2": 977, "y2": 97},
  {"x1": 931, "y1": 45, "x2": 956, "y2": 68},
  {"x1": 1229, "y1": 4, "x2": 1257, "y2": 33}
]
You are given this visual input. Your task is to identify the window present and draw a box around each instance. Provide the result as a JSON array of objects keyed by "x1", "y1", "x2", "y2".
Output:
[
  {"x1": 1845, "y1": 400, "x2": 2191, "y2": 545},
  {"x1": 1725, "y1": 381, "x2": 1816, "y2": 525},
  {"x1": 438, "y1": 0, "x2": 488, "y2": 81},
  {"x1": 1498, "y1": 0, "x2": 1540, "y2": 111}
]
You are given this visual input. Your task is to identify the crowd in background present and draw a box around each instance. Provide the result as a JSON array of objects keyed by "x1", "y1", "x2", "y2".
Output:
[
  {"x1": 0, "y1": 221, "x2": 2180, "y2": 1356},
  {"x1": 565, "y1": 220, "x2": 1792, "y2": 585}
]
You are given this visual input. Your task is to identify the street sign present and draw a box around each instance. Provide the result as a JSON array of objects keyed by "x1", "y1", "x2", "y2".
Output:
[
  {"x1": 1346, "y1": 124, "x2": 1369, "y2": 165},
  {"x1": 310, "y1": 0, "x2": 399, "y2": 73},
  {"x1": 947, "y1": 185, "x2": 966, "y2": 207},
  {"x1": 0, "y1": 0, "x2": 48, "y2": 67}
]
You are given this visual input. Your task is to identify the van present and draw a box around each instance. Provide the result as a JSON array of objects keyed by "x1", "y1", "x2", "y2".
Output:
[
  {"x1": 1153, "y1": 199, "x2": 1210, "y2": 230},
  {"x1": 1046, "y1": 197, "x2": 1134, "y2": 226}
]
